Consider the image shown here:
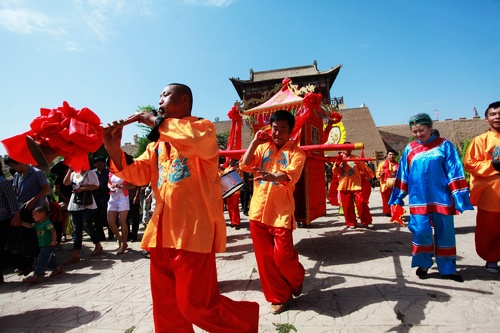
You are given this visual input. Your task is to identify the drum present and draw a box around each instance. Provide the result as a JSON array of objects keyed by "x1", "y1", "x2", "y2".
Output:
[
  {"x1": 386, "y1": 178, "x2": 396, "y2": 188},
  {"x1": 220, "y1": 170, "x2": 244, "y2": 199}
]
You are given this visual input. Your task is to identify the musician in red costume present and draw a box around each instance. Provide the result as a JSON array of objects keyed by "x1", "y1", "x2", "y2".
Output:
[
  {"x1": 223, "y1": 158, "x2": 242, "y2": 228},
  {"x1": 332, "y1": 145, "x2": 375, "y2": 229},
  {"x1": 104, "y1": 83, "x2": 259, "y2": 333},
  {"x1": 376, "y1": 150, "x2": 399, "y2": 216},
  {"x1": 327, "y1": 173, "x2": 340, "y2": 206}
]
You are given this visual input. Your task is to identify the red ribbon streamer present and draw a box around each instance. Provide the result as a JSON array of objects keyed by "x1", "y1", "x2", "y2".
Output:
[{"x1": 227, "y1": 105, "x2": 242, "y2": 151}]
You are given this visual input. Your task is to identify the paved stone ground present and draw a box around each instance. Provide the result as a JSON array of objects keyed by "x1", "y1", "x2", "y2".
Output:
[{"x1": 1, "y1": 188, "x2": 499, "y2": 332}]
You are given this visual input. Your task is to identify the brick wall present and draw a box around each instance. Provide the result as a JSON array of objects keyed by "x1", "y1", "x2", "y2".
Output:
[{"x1": 379, "y1": 117, "x2": 489, "y2": 152}]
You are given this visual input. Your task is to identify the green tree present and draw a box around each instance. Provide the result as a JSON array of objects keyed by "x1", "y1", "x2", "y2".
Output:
[
  {"x1": 134, "y1": 105, "x2": 157, "y2": 157},
  {"x1": 217, "y1": 132, "x2": 229, "y2": 150},
  {"x1": 458, "y1": 138, "x2": 472, "y2": 183}
]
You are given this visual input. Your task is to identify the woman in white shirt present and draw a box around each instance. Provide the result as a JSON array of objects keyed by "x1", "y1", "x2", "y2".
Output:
[
  {"x1": 107, "y1": 172, "x2": 133, "y2": 254},
  {"x1": 63, "y1": 167, "x2": 103, "y2": 265}
]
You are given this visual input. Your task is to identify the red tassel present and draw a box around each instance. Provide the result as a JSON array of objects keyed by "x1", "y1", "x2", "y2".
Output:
[{"x1": 390, "y1": 204, "x2": 406, "y2": 226}]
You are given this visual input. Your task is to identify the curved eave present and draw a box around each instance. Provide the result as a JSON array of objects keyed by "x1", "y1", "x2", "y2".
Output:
[{"x1": 230, "y1": 64, "x2": 342, "y2": 100}]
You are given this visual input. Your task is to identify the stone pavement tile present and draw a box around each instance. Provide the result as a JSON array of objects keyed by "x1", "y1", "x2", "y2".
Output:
[
  {"x1": 2, "y1": 189, "x2": 500, "y2": 332},
  {"x1": 125, "y1": 322, "x2": 155, "y2": 333},
  {"x1": 0, "y1": 303, "x2": 101, "y2": 332},
  {"x1": 77, "y1": 301, "x2": 152, "y2": 331},
  {"x1": 89, "y1": 283, "x2": 143, "y2": 302}
]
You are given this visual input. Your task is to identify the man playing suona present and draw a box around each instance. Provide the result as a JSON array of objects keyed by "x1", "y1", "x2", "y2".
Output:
[{"x1": 104, "y1": 83, "x2": 259, "y2": 332}]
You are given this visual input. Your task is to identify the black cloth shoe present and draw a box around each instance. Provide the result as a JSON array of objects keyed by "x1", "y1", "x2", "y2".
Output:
[
  {"x1": 416, "y1": 268, "x2": 428, "y2": 279},
  {"x1": 444, "y1": 273, "x2": 464, "y2": 283}
]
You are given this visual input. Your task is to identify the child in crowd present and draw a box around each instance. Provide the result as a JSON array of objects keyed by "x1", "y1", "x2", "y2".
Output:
[
  {"x1": 48, "y1": 195, "x2": 63, "y2": 249},
  {"x1": 22, "y1": 206, "x2": 62, "y2": 283}
]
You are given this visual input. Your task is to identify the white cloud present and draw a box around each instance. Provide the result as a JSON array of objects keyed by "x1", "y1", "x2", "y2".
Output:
[
  {"x1": 183, "y1": 0, "x2": 236, "y2": 7},
  {"x1": 75, "y1": 0, "x2": 153, "y2": 43},
  {"x1": 0, "y1": 7, "x2": 65, "y2": 36},
  {"x1": 65, "y1": 41, "x2": 84, "y2": 52},
  {"x1": 0, "y1": 0, "x2": 154, "y2": 49}
]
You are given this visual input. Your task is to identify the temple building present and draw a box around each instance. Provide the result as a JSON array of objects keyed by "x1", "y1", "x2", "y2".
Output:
[
  {"x1": 226, "y1": 61, "x2": 387, "y2": 161},
  {"x1": 230, "y1": 61, "x2": 342, "y2": 109}
]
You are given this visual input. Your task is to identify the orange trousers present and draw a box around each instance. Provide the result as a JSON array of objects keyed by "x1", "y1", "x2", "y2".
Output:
[
  {"x1": 475, "y1": 208, "x2": 500, "y2": 262},
  {"x1": 149, "y1": 215, "x2": 259, "y2": 333},
  {"x1": 226, "y1": 193, "x2": 241, "y2": 226},
  {"x1": 250, "y1": 220, "x2": 304, "y2": 304}
]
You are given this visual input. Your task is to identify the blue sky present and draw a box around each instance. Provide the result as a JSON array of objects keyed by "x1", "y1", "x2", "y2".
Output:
[{"x1": 1, "y1": 0, "x2": 499, "y2": 156}]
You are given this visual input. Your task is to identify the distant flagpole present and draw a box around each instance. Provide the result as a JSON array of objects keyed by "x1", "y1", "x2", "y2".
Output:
[{"x1": 435, "y1": 109, "x2": 439, "y2": 121}]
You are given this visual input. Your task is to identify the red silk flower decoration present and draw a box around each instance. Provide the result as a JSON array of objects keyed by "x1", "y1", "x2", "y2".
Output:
[
  {"x1": 1, "y1": 101, "x2": 104, "y2": 172},
  {"x1": 30, "y1": 101, "x2": 103, "y2": 172},
  {"x1": 331, "y1": 111, "x2": 342, "y2": 124},
  {"x1": 281, "y1": 77, "x2": 291, "y2": 91},
  {"x1": 227, "y1": 105, "x2": 242, "y2": 121},
  {"x1": 303, "y1": 92, "x2": 323, "y2": 111}
]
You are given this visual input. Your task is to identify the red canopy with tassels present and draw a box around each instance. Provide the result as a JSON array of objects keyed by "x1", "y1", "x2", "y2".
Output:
[
  {"x1": 240, "y1": 79, "x2": 322, "y2": 144},
  {"x1": 225, "y1": 78, "x2": 354, "y2": 225}
]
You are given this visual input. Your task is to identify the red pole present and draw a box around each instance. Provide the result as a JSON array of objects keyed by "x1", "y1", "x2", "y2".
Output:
[{"x1": 219, "y1": 143, "x2": 365, "y2": 158}]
